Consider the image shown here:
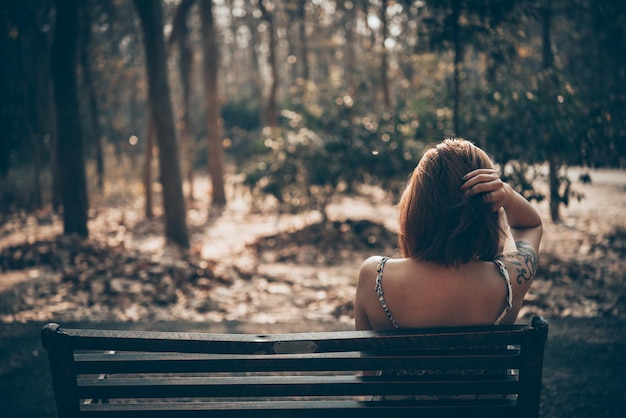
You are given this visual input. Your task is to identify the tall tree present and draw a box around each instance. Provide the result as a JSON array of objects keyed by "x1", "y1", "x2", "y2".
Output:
[
  {"x1": 257, "y1": 0, "x2": 279, "y2": 127},
  {"x1": 338, "y1": 0, "x2": 356, "y2": 97},
  {"x1": 540, "y1": 0, "x2": 559, "y2": 222},
  {"x1": 133, "y1": 0, "x2": 189, "y2": 247},
  {"x1": 200, "y1": 0, "x2": 227, "y2": 206},
  {"x1": 450, "y1": 0, "x2": 461, "y2": 133},
  {"x1": 285, "y1": 0, "x2": 310, "y2": 98},
  {"x1": 244, "y1": 1, "x2": 264, "y2": 107},
  {"x1": 380, "y1": 0, "x2": 391, "y2": 109},
  {"x1": 20, "y1": 2, "x2": 52, "y2": 210},
  {"x1": 169, "y1": 0, "x2": 196, "y2": 202},
  {"x1": 296, "y1": 1, "x2": 310, "y2": 84},
  {"x1": 80, "y1": 1, "x2": 104, "y2": 192},
  {"x1": 143, "y1": 0, "x2": 196, "y2": 216},
  {"x1": 143, "y1": 118, "x2": 154, "y2": 219},
  {"x1": 38, "y1": 41, "x2": 57, "y2": 210},
  {"x1": 50, "y1": 0, "x2": 89, "y2": 237}
]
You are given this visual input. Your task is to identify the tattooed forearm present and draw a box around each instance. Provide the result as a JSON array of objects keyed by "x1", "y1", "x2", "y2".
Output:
[{"x1": 511, "y1": 241, "x2": 538, "y2": 285}]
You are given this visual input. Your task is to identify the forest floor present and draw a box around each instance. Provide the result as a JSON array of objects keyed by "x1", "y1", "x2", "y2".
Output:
[{"x1": 0, "y1": 166, "x2": 625, "y2": 417}]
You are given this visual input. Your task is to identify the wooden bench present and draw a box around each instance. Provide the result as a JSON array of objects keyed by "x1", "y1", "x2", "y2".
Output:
[{"x1": 41, "y1": 316, "x2": 548, "y2": 418}]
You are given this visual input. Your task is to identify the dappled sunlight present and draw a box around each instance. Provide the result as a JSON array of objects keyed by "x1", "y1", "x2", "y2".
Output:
[
  {"x1": 1, "y1": 170, "x2": 625, "y2": 325},
  {"x1": 132, "y1": 235, "x2": 165, "y2": 254}
]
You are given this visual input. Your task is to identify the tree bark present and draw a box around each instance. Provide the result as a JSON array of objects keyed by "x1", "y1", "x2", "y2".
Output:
[
  {"x1": 31, "y1": 5, "x2": 52, "y2": 210},
  {"x1": 169, "y1": 0, "x2": 195, "y2": 202},
  {"x1": 0, "y1": 7, "x2": 13, "y2": 181},
  {"x1": 541, "y1": 0, "x2": 560, "y2": 222},
  {"x1": 296, "y1": 1, "x2": 310, "y2": 84},
  {"x1": 80, "y1": 2, "x2": 104, "y2": 192},
  {"x1": 50, "y1": 0, "x2": 89, "y2": 237},
  {"x1": 200, "y1": 0, "x2": 227, "y2": 206},
  {"x1": 133, "y1": 0, "x2": 189, "y2": 247},
  {"x1": 452, "y1": 0, "x2": 462, "y2": 135},
  {"x1": 143, "y1": 118, "x2": 154, "y2": 219},
  {"x1": 380, "y1": 0, "x2": 391, "y2": 109},
  {"x1": 258, "y1": 0, "x2": 278, "y2": 127},
  {"x1": 48, "y1": 78, "x2": 61, "y2": 211},
  {"x1": 245, "y1": 2, "x2": 264, "y2": 107},
  {"x1": 339, "y1": 0, "x2": 356, "y2": 97},
  {"x1": 37, "y1": 65, "x2": 56, "y2": 209}
]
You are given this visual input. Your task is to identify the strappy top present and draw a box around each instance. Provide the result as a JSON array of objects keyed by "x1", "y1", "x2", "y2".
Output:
[{"x1": 374, "y1": 257, "x2": 513, "y2": 329}]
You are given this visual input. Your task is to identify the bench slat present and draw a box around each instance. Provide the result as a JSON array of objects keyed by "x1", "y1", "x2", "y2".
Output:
[
  {"x1": 61, "y1": 327, "x2": 530, "y2": 354},
  {"x1": 75, "y1": 348, "x2": 520, "y2": 362},
  {"x1": 76, "y1": 374, "x2": 520, "y2": 399},
  {"x1": 79, "y1": 399, "x2": 520, "y2": 418},
  {"x1": 74, "y1": 351, "x2": 521, "y2": 374}
]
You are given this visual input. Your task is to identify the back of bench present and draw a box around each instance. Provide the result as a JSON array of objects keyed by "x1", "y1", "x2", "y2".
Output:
[{"x1": 41, "y1": 316, "x2": 548, "y2": 418}]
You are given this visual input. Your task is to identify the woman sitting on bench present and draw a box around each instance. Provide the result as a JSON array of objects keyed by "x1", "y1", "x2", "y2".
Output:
[{"x1": 355, "y1": 137, "x2": 543, "y2": 331}]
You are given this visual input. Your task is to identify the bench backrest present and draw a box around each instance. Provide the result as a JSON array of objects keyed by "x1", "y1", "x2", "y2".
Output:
[{"x1": 41, "y1": 316, "x2": 548, "y2": 418}]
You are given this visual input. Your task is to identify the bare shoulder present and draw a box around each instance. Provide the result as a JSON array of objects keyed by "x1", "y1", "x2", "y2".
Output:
[
  {"x1": 357, "y1": 256, "x2": 385, "y2": 288},
  {"x1": 498, "y1": 241, "x2": 539, "y2": 287},
  {"x1": 355, "y1": 256, "x2": 387, "y2": 331},
  {"x1": 360, "y1": 255, "x2": 386, "y2": 270}
]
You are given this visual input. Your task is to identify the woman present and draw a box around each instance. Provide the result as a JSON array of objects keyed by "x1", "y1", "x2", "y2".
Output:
[{"x1": 355, "y1": 138, "x2": 542, "y2": 331}]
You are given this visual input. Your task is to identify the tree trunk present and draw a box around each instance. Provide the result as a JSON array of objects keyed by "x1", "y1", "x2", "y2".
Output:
[
  {"x1": 362, "y1": 0, "x2": 379, "y2": 113},
  {"x1": 547, "y1": 150, "x2": 560, "y2": 222},
  {"x1": 48, "y1": 79, "x2": 61, "y2": 211},
  {"x1": 0, "y1": 8, "x2": 13, "y2": 182},
  {"x1": 143, "y1": 118, "x2": 154, "y2": 219},
  {"x1": 452, "y1": 0, "x2": 462, "y2": 135},
  {"x1": 38, "y1": 65, "x2": 56, "y2": 209},
  {"x1": 246, "y1": 3, "x2": 264, "y2": 108},
  {"x1": 541, "y1": 0, "x2": 554, "y2": 71},
  {"x1": 133, "y1": 0, "x2": 189, "y2": 247},
  {"x1": 32, "y1": 7, "x2": 52, "y2": 210},
  {"x1": 380, "y1": 0, "x2": 391, "y2": 109},
  {"x1": 50, "y1": 0, "x2": 89, "y2": 238},
  {"x1": 542, "y1": 0, "x2": 560, "y2": 222},
  {"x1": 296, "y1": 1, "x2": 310, "y2": 86},
  {"x1": 169, "y1": 0, "x2": 195, "y2": 202},
  {"x1": 339, "y1": 0, "x2": 356, "y2": 97},
  {"x1": 200, "y1": 0, "x2": 227, "y2": 206},
  {"x1": 80, "y1": 2, "x2": 104, "y2": 192},
  {"x1": 258, "y1": 0, "x2": 278, "y2": 127}
]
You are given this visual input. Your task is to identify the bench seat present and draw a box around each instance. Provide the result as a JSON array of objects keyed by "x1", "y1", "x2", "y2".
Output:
[{"x1": 41, "y1": 316, "x2": 548, "y2": 417}]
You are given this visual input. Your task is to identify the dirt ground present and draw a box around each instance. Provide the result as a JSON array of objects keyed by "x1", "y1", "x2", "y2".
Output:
[
  {"x1": 1, "y1": 168, "x2": 625, "y2": 325},
  {"x1": 0, "y1": 166, "x2": 625, "y2": 417}
]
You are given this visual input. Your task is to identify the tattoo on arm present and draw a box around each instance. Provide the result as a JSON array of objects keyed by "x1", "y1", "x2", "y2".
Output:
[{"x1": 510, "y1": 241, "x2": 538, "y2": 285}]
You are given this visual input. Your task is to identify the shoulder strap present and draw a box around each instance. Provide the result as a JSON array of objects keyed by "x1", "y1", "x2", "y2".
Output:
[
  {"x1": 493, "y1": 259, "x2": 513, "y2": 325},
  {"x1": 374, "y1": 257, "x2": 399, "y2": 329}
]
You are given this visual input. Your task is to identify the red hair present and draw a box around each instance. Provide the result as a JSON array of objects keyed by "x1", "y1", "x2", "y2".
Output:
[{"x1": 397, "y1": 138, "x2": 504, "y2": 266}]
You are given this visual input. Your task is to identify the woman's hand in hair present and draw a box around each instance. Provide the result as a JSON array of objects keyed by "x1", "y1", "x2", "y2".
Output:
[
  {"x1": 460, "y1": 168, "x2": 510, "y2": 211},
  {"x1": 463, "y1": 168, "x2": 542, "y2": 251}
]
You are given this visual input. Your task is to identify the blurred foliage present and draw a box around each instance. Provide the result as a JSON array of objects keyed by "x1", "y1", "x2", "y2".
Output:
[
  {"x1": 242, "y1": 101, "x2": 422, "y2": 219},
  {"x1": 0, "y1": 0, "x2": 625, "y2": 216},
  {"x1": 221, "y1": 100, "x2": 263, "y2": 167},
  {"x1": 472, "y1": 67, "x2": 587, "y2": 205}
]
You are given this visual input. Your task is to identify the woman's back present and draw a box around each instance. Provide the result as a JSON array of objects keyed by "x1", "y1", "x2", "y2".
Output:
[{"x1": 355, "y1": 255, "x2": 513, "y2": 330}]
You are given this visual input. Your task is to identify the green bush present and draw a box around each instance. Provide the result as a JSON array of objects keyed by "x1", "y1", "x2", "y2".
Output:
[{"x1": 241, "y1": 103, "x2": 422, "y2": 220}]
